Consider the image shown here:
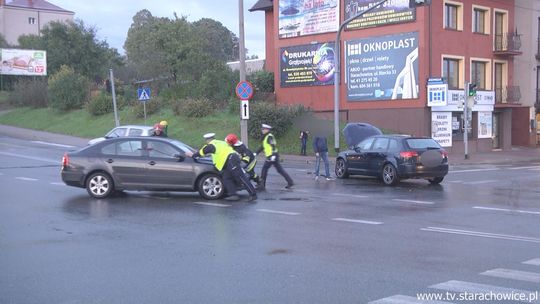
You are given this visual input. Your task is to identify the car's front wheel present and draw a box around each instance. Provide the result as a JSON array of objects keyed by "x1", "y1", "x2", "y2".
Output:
[
  {"x1": 86, "y1": 172, "x2": 114, "y2": 198},
  {"x1": 335, "y1": 158, "x2": 349, "y2": 178},
  {"x1": 428, "y1": 177, "x2": 444, "y2": 184},
  {"x1": 198, "y1": 174, "x2": 225, "y2": 200},
  {"x1": 381, "y1": 163, "x2": 399, "y2": 186}
]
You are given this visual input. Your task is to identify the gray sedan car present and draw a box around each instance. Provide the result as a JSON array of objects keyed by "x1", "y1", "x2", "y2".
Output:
[{"x1": 62, "y1": 137, "x2": 224, "y2": 199}]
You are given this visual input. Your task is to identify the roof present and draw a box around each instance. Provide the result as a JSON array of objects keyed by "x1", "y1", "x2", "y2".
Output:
[
  {"x1": 249, "y1": 0, "x2": 273, "y2": 12},
  {"x1": 5, "y1": 0, "x2": 74, "y2": 14}
]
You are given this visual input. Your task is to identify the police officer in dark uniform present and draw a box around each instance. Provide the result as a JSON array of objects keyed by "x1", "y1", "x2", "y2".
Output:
[
  {"x1": 255, "y1": 124, "x2": 294, "y2": 191},
  {"x1": 225, "y1": 133, "x2": 261, "y2": 186},
  {"x1": 186, "y1": 133, "x2": 257, "y2": 202}
]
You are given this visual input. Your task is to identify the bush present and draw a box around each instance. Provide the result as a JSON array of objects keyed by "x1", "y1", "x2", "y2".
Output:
[
  {"x1": 248, "y1": 70, "x2": 274, "y2": 93},
  {"x1": 248, "y1": 102, "x2": 307, "y2": 139},
  {"x1": 131, "y1": 96, "x2": 161, "y2": 118},
  {"x1": 48, "y1": 65, "x2": 90, "y2": 112},
  {"x1": 178, "y1": 97, "x2": 215, "y2": 118},
  {"x1": 7, "y1": 78, "x2": 48, "y2": 108},
  {"x1": 86, "y1": 92, "x2": 127, "y2": 116}
]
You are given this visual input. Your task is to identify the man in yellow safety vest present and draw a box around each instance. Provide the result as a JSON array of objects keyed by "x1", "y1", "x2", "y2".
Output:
[{"x1": 255, "y1": 124, "x2": 294, "y2": 191}]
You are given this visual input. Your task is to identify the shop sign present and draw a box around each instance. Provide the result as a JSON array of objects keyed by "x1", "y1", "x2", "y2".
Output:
[
  {"x1": 280, "y1": 42, "x2": 335, "y2": 87},
  {"x1": 431, "y1": 112, "x2": 452, "y2": 147}
]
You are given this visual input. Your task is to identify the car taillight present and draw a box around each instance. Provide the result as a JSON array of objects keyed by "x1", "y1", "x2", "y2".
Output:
[
  {"x1": 62, "y1": 153, "x2": 69, "y2": 168},
  {"x1": 400, "y1": 151, "x2": 418, "y2": 159}
]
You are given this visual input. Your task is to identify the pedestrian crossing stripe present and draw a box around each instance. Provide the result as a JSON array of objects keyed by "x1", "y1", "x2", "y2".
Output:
[
  {"x1": 368, "y1": 295, "x2": 451, "y2": 304},
  {"x1": 481, "y1": 268, "x2": 540, "y2": 283}
]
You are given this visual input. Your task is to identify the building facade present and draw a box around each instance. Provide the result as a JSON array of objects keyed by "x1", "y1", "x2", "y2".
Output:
[
  {"x1": 251, "y1": 0, "x2": 532, "y2": 152},
  {"x1": 0, "y1": 0, "x2": 73, "y2": 46}
]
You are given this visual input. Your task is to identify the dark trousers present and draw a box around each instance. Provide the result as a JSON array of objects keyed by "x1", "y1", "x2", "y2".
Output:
[
  {"x1": 300, "y1": 138, "x2": 307, "y2": 155},
  {"x1": 260, "y1": 153, "x2": 293, "y2": 188},
  {"x1": 222, "y1": 154, "x2": 256, "y2": 196}
]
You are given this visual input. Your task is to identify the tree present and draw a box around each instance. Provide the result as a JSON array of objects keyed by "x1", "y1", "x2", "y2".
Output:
[
  {"x1": 192, "y1": 18, "x2": 236, "y2": 61},
  {"x1": 18, "y1": 20, "x2": 122, "y2": 81},
  {"x1": 0, "y1": 34, "x2": 10, "y2": 48}
]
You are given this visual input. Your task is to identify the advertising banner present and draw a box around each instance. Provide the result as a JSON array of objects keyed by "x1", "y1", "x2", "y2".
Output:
[
  {"x1": 431, "y1": 112, "x2": 452, "y2": 147},
  {"x1": 280, "y1": 42, "x2": 335, "y2": 87},
  {"x1": 427, "y1": 84, "x2": 448, "y2": 107},
  {"x1": 477, "y1": 111, "x2": 492, "y2": 139},
  {"x1": 432, "y1": 90, "x2": 495, "y2": 112},
  {"x1": 1, "y1": 48, "x2": 47, "y2": 76},
  {"x1": 345, "y1": 31, "x2": 418, "y2": 101},
  {"x1": 279, "y1": 0, "x2": 339, "y2": 38},
  {"x1": 344, "y1": 0, "x2": 415, "y2": 30}
]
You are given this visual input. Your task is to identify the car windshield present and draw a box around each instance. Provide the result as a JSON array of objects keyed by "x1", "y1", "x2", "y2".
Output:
[
  {"x1": 169, "y1": 139, "x2": 196, "y2": 153},
  {"x1": 406, "y1": 138, "x2": 441, "y2": 149}
]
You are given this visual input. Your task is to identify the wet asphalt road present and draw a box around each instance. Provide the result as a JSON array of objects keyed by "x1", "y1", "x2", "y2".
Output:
[{"x1": 1, "y1": 136, "x2": 540, "y2": 304}]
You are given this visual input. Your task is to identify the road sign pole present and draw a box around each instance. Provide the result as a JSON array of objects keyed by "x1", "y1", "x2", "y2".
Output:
[
  {"x1": 463, "y1": 82, "x2": 469, "y2": 159},
  {"x1": 109, "y1": 69, "x2": 120, "y2": 127},
  {"x1": 238, "y1": 0, "x2": 248, "y2": 147}
]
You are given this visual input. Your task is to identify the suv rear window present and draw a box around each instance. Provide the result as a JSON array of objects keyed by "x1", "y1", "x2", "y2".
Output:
[{"x1": 406, "y1": 138, "x2": 441, "y2": 149}]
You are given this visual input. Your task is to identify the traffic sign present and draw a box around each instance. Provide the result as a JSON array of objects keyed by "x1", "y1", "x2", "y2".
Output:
[
  {"x1": 137, "y1": 88, "x2": 151, "y2": 101},
  {"x1": 235, "y1": 81, "x2": 254, "y2": 100},
  {"x1": 241, "y1": 100, "x2": 249, "y2": 120}
]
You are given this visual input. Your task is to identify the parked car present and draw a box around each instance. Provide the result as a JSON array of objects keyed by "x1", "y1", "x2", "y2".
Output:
[
  {"x1": 335, "y1": 135, "x2": 449, "y2": 185},
  {"x1": 62, "y1": 137, "x2": 225, "y2": 199},
  {"x1": 88, "y1": 125, "x2": 155, "y2": 145}
]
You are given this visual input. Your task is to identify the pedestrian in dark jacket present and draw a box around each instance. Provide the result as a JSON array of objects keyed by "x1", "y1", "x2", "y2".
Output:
[
  {"x1": 313, "y1": 136, "x2": 333, "y2": 180},
  {"x1": 299, "y1": 130, "x2": 309, "y2": 155}
]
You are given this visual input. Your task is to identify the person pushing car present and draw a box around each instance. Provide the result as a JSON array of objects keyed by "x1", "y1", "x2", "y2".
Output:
[
  {"x1": 225, "y1": 133, "x2": 261, "y2": 187},
  {"x1": 186, "y1": 133, "x2": 257, "y2": 202}
]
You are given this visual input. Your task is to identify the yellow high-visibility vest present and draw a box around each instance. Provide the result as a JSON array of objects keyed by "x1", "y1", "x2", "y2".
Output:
[
  {"x1": 262, "y1": 133, "x2": 277, "y2": 157},
  {"x1": 199, "y1": 139, "x2": 234, "y2": 171}
]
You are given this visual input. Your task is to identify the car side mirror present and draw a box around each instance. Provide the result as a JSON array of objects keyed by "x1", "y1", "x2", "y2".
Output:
[{"x1": 174, "y1": 154, "x2": 185, "y2": 162}]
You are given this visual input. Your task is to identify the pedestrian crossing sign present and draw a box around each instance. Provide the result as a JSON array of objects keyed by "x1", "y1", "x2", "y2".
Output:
[{"x1": 137, "y1": 88, "x2": 151, "y2": 101}]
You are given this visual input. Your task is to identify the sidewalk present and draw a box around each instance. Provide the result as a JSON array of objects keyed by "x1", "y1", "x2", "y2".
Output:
[{"x1": 1, "y1": 124, "x2": 540, "y2": 166}]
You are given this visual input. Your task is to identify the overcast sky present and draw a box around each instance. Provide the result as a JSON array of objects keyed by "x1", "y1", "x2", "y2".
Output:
[{"x1": 51, "y1": 0, "x2": 267, "y2": 59}]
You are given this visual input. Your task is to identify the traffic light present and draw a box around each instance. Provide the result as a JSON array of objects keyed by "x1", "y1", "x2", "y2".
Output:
[
  {"x1": 409, "y1": 0, "x2": 431, "y2": 8},
  {"x1": 468, "y1": 82, "x2": 477, "y2": 97}
]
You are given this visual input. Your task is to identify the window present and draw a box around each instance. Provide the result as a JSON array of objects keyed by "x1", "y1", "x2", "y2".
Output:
[
  {"x1": 443, "y1": 58, "x2": 460, "y2": 89},
  {"x1": 128, "y1": 128, "x2": 143, "y2": 136},
  {"x1": 147, "y1": 141, "x2": 178, "y2": 158},
  {"x1": 358, "y1": 137, "x2": 375, "y2": 150},
  {"x1": 473, "y1": 8, "x2": 487, "y2": 34},
  {"x1": 28, "y1": 17, "x2": 36, "y2": 25},
  {"x1": 372, "y1": 138, "x2": 389, "y2": 151},
  {"x1": 101, "y1": 140, "x2": 143, "y2": 156},
  {"x1": 471, "y1": 61, "x2": 486, "y2": 90},
  {"x1": 452, "y1": 112, "x2": 473, "y2": 140},
  {"x1": 494, "y1": 62, "x2": 504, "y2": 103},
  {"x1": 445, "y1": 4, "x2": 457, "y2": 29}
]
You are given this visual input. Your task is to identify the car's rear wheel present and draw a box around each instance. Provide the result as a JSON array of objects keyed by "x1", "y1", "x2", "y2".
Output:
[
  {"x1": 381, "y1": 163, "x2": 399, "y2": 186},
  {"x1": 428, "y1": 177, "x2": 444, "y2": 184},
  {"x1": 198, "y1": 174, "x2": 225, "y2": 200},
  {"x1": 86, "y1": 172, "x2": 114, "y2": 198},
  {"x1": 335, "y1": 158, "x2": 349, "y2": 178}
]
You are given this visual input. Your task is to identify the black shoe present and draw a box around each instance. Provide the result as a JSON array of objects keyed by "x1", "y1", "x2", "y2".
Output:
[
  {"x1": 225, "y1": 195, "x2": 240, "y2": 201},
  {"x1": 285, "y1": 183, "x2": 294, "y2": 189},
  {"x1": 246, "y1": 194, "x2": 257, "y2": 202},
  {"x1": 256, "y1": 185, "x2": 266, "y2": 191}
]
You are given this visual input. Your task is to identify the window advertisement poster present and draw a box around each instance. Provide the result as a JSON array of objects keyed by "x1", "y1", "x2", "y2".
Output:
[
  {"x1": 477, "y1": 111, "x2": 493, "y2": 139},
  {"x1": 344, "y1": 0, "x2": 415, "y2": 30},
  {"x1": 427, "y1": 83, "x2": 448, "y2": 107},
  {"x1": 1, "y1": 48, "x2": 47, "y2": 76},
  {"x1": 279, "y1": 0, "x2": 339, "y2": 38},
  {"x1": 431, "y1": 112, "x2": 452, "y2": 147},
  {"x1": 280, "y1": 42, "x2": 335, "y2": 87},
  {"x1": 345, "y1": 31, "x2": 418, "y2": 101}
]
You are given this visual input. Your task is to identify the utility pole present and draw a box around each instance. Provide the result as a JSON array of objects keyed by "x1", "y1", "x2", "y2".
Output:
[
  {"x1": 109, "y1": 69, "x2": 119, "y2": 127},
  {"x1": 238, "y1": 0, "x2": 248, "y2": 147}
]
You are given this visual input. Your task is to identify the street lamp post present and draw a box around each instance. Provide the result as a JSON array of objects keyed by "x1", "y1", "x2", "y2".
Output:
[{"x1": 333, "y1": 0, "x2": 389, "y2": 152}]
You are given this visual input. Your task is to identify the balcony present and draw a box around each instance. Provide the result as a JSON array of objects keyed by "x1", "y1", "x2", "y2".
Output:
[
  {"x1": 495, "y1": 86, "x2": 521, "y2": 104},
  {"x1": 493, "y1": 32, "x2": 522, "y2": 56}
]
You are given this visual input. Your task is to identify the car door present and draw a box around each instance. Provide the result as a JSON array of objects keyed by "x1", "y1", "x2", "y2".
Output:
[
  {"x1": 347, "y1": 137, "x2": 375, "y2": 174},
  {"x1": 143, "y1": 139, "x2": 196, "y2": 190},
  {"x1": 100, "y1": 139, "x2": 147, "y2": 188},
  {"x1": 366, "y1": 137, "x2": 390, "y2": 176}
]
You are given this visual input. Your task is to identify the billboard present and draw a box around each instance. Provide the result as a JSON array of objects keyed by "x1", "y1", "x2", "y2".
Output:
[
  {"x1": 1, "y1": 48, "x2": 47, "y2": 76},
  {"x1": 344, "y1": 0, "x2": 415, "y2": 30},
  {"x1": 280, "y1": 42, "x2": 335, "y2": 87},
  {"x1": 279, "y1": 0, "x2": 339, "y2": 38},
  {"x1": 345, "y1": 31, "x2": 419, "y2": 101}
]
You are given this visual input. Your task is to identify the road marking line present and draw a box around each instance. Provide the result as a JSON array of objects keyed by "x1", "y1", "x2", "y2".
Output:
[
  {"x1": 449, "y1": 168, "x2": 499, "y2": 173},
  {"x1": 194, "y1": 202, "x2": 231, "y2": 208},
  {"x1": 368, "y1": 295, "x2": 452, "y2": 304},
  {"x1": 392, "y1": 199, "x2": 434, "y2": 205},
  {"x1": 509, "y1": 165, "x2": 540, "y2": 170},
  {"x1": 463, "y1": 180, "x2": 497, "y2": 185},
  {"x1": 31, "y1": 141, "x2": 75, "y2": 148},
  {"x1": 256, "y1": 209, "x2": 299, "y2": 216},
  {"x1": 50, "y1": 182, "x2": 65, "y2": 186},
  {"x1": 332, "y1": 218, "x2": 383, "y2": 225},
  {"x1": 332, "y1": 193, "x2": 369, "y2": 198},
  {"x1": 421, "y1": 227, "x2": 540, "y2": 243},
  {"x1": 473, "y1": 206, "x2": 540, "y2": 216},
  {"x1": 429, "y1": 280, "x2": 538, "y2": 303},
  {"x1": 481, "y1": 268, "x2": 540, "y2": 283},
  {"x1": 447, "y1": 180, "x2": 463, "y2": 183},
  {"x1": 0, "y1": 152, "x2": 58, "y2": 164},
  {"x1": 530, "y1": 168, "x2": 540, "y2": 171},
  {"x1": 523, "y1": 258, "x2": 540, "y2": 266},
  {"x1": 15, "y1": 177, "x2": 38, "y2": 181}
]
